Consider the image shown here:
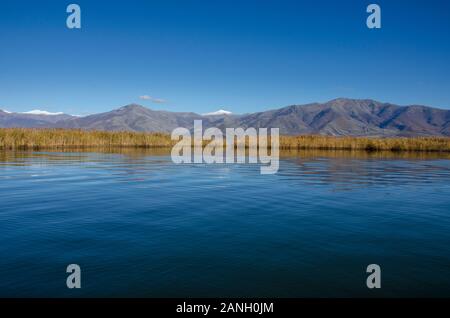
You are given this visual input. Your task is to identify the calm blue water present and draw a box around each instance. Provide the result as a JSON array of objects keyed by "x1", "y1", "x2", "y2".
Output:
[{"x1": 1, "y1": 149, "x2": 450, "y2": 297}]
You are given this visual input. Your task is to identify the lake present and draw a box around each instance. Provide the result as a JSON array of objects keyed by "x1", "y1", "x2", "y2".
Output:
[{"x1": 1, "y1": 149, "x2": 450, "y2": 297}]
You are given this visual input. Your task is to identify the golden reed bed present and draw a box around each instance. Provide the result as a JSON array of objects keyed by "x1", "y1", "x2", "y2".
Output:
[{"x1": 1, "y1": 128, "x2": 450, "y2": 152}]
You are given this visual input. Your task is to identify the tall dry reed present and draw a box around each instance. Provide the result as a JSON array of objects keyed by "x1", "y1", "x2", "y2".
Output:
[{"x1": 1, "y1": 128, "x2": 450, "y2": 152}]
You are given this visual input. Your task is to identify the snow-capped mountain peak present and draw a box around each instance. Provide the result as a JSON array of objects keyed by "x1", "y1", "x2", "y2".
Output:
[
  {"x1": 21, "y1": 110, "x2": 64, "y2": 116},
  {"x1": 0, "y1": 109, "x2": 12, "y2": 114},
  {"x1": 202, "y1": 109, "x2": 232, "y2": 116}
]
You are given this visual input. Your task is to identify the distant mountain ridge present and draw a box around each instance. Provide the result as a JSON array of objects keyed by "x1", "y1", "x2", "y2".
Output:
[
  {"x1": 209, "y1": 98, "x2": 450, "y2": 137},
  {"x1": 1, "y1": 98, "x2": 449, "y2": 137},
  {"x1": 57, "y1": 104, "x2": 205, "y2": 132},
  {"x1": 0, "y1": 109, "x2": 75, "y2": 128}
]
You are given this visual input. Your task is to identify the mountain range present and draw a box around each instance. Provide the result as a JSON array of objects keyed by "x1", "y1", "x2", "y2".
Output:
[
  {"x1": 0, "y1": 109, "x2": 74, "y2": 128},
  {"x1": 1, "y1": 98, "x2": 449, "y2": 137}
]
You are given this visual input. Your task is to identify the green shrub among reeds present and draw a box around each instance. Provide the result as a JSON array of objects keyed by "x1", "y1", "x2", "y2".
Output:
[{"x1": 1, "y1": 128, "x2": 450, "y2": 152}]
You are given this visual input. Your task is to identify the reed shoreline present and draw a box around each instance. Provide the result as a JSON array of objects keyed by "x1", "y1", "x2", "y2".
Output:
[{"x1": 1, "y1": 128, "x2": 450, "y2": 152}]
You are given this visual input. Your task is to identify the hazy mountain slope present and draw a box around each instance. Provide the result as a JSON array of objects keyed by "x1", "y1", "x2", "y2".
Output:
[
  {"x1": 57, "y1": 104, "x2": 205, "y2": 132},
  {"x1": 208, "y1": 99, "x2": 450, "y2": 136},
  {"x1": 207, "y1": 99, "x2": 395, "y2": 136},
  {"x1": 0, "y1": 110, "x2": 74, "y2": 128},
  {"x1": 379, "y1": 105, "x2": 449, "y2": 136}
]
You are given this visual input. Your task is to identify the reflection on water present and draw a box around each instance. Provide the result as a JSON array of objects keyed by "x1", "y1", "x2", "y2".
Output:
[
  {"x1": 0, "y1": 148, "x2": 450, "y2": 297},
  {"x1": 2, "y1": 148, "x2": 449, "y2": 191}
]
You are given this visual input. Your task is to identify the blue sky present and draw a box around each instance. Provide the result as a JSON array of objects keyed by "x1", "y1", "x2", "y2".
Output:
[{"x1": 0, "y1": 0, "x2": 449, "y2": 115}]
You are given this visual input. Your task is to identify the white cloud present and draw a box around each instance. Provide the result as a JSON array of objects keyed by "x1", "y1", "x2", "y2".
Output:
[{"x1": 139, "y1": 95, "x2": 167, "y2": 104}]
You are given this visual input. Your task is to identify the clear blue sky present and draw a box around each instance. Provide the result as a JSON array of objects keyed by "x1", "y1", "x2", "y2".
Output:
[{"x1": 0, "y1": 0, "x2": 449, "y2": 115}]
